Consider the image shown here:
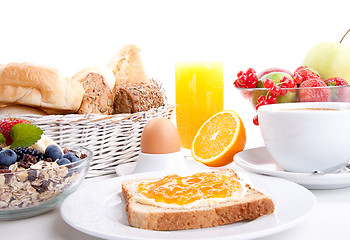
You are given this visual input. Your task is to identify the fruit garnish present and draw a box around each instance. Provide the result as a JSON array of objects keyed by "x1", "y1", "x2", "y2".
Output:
[
  {"x1": 191, "y1": 110, "x2": 246, "y2": 167},
  {"x1": 293, "y1": 66, "x2": 321, "y2": 84},
  {"x1": 0, "y1": 134, "x2": 5, "y2": 146},
  {"x1": 138, "y1": 172, "x2": 242, "y2": 205},
  {"x1": 9, "y1": 123, "x2": 43, "y2": 149},
  {"x1": 0, "y1": 118, "x2": 30, "y2": 146},
  {"x1": 325, "y1": 77, "x2": 349, "y2": 86},
  {"x1": 234, "y1": 68, "x2": 258, "y2": 88},
  {"x1": 0, "y1": 118, "x2": 43, "y2": 149},
  {"x1": 325, "y1": 77, "x2": 349, "y2": 101},
  {"x1": 253, "y1": 72, "x2": 296, "y2": 125},
  {"x1": 299, "y1": 79, "x2": 331, "y2": 102}
]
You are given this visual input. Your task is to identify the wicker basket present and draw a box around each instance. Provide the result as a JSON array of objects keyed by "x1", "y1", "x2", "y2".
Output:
[
  {"x1": 9, "y1": 104, "x2": 174, "y2": 177},
  {"x1": 1, "y1": 79, "x2": 173, "y2": 177}
]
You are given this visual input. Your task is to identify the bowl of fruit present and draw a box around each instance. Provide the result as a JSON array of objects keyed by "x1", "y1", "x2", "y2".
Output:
[
  {"x1": 0, "y1": 118, "x2": 92, "y2": 220},
  {"x1": 234, "y1": 66, "x2": 350, "y2": 125}
]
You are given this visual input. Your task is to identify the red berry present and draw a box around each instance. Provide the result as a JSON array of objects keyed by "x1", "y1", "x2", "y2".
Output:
[
  {"x1": 257, "y1": 95, "x2": 267, "y2": 104},
  {"x1": 263, "y1": 79, "x2": 274, "y2": 89},
  {"x1": 325, "y1": 77, "x2": 348, "y2": 86},
  {"x1": 234, "y1": 68, "x2": 258, "y2": 88},
  {"x1": 253, "y1": 115, "x2": 259, "y2": 125},
  {"x1": 293, "y1": 66, "x2": 322, "y2": 85},
  {"x1": 270, "y1": 85, "x2": 281, "y2": 96},
  {"x1": 286, "y1": 79, "x2": 296, "y2": 88},
  {"x1": 267, "y1": 95, "x2": 277, "y2": 104},
  {"x1": 299, "y1": 79, "x2": 331, "y2": 102},
  {"x1": 0, "y1": 118, "x2": 30, "y2": 146}
]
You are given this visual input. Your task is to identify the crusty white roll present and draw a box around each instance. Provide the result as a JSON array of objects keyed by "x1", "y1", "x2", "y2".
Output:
[
  {"x1": 0, "y1": 62, "x2": 84, "y2": 113},
  {"x1": 72, "y1": 65, "x2": 115, "y2": 91},
  {"x1": 107, "y1": 44, "x2": 150, "y2": 91},
  {"x1": 0, "y1": 105, "x2": 47, "y2": 115}
]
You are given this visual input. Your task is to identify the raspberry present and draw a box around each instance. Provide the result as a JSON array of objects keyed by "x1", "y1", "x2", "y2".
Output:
[
  {"x1": 299, "y1": 79, "x2": 331, "y2": 102},
  {"x1": 325, "y1": 77, "x2": 348, "y2": 86},
  {"x1": 234, "y1": 68, "x2": 258, "y2": 88},
  {"x1": 293, "y1": 66, "x2": 322, "y2": 85},
  {"x1": 0, "y1": 118, "x2": 30, "y2": 146}
]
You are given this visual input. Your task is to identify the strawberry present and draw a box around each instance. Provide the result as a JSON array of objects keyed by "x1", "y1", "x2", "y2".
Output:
[
  {"x1": 324, "y1": 77, "x2": 348, "y2": 86},
  {"x1": 299, "y1": 79, "x2": 331, "y2": 102},
  {"x1": 325, "y1": 77, "x2": 350, "y2": 102},
  {"x1": 293, "y1": 66, "x2": 322, "y2": 85},
  {"x1": 0, "y1": 118, "x2": 30, "y2": 146}
]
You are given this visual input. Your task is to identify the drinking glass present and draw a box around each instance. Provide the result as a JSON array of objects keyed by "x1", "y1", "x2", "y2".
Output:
[{"x1": 175, "y1": 61, "x2": 224, "y2": 149}]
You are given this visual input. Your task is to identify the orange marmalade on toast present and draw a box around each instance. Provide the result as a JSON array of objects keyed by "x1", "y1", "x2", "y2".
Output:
[{"x1": 137, "y1": 171, "x2": 245, "y2": 206}]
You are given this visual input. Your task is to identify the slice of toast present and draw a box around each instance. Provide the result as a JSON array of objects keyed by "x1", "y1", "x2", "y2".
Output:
[{"x1": 121, "y1": 169, "x2": 275, "y2": 231}]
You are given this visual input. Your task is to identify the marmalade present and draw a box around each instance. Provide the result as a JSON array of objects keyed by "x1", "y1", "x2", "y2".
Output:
[{"x1": 137, "y1": 172, "x2": 242, "y2": 205}]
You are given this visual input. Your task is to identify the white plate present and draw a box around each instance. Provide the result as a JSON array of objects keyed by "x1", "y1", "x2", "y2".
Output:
[
  {"x1": 60, "y1": 170, "x2": 316, "y2": 240},
  {"x1": 234, "y1": 147, "x2": 350, "y2": 190}
]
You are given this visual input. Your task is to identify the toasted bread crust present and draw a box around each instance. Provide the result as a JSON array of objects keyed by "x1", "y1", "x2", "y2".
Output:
[{"x1": 121, "y1": 170, "x2": 275, "y2": 231}]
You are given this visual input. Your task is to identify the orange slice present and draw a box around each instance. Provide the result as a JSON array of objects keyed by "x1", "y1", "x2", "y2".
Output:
[{"x1": 191, "y1": 110, "x2": 246, "y2": 167}]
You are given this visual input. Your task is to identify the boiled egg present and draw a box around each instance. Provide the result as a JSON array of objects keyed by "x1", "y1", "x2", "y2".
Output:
[{"x1": 140, "y1": 117, "x2": 181, "y2": 154}]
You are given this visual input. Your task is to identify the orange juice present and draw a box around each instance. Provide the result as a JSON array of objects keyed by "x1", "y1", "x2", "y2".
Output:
[{"x1": 175, "y1": 61, "x2": 224, "y2": 149}]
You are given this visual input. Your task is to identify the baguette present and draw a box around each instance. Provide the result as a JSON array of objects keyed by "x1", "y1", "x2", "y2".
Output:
[
  {"x1": 121, "y1": 169, "x2": 275, "y2": 231},
  {"x1": 107, "y1": 44, "x2": 150, "y2": 92}
]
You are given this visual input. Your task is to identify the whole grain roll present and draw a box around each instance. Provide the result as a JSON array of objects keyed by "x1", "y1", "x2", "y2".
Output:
[
  {"x1": 0, "y1": 62, "x2": 84, "y2": 113},
  {"x1": 114, "y1": 82, "x2": 165, "y2": 114}
]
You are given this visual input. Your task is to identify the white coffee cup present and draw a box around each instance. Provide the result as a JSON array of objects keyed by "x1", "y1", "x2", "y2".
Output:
[{"x1": 258, "y1": 102, "x2": 350, "y2": 173}]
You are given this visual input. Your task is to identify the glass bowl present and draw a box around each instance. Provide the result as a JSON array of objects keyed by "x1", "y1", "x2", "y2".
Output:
[
  {"x1": 237, "y1": 85, "x2": 350, "y2": 110},
  {"x1": 0, "y1": 145, "x2": 92, "y2": 220}
]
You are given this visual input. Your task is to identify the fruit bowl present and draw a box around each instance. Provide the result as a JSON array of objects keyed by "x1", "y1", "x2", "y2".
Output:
[
  {"x1": 237, "y1": 85, "x2": 350, "y2": 110},
  {"x1": 0, "y1": 145, "x2": 92, "y2": 220}
]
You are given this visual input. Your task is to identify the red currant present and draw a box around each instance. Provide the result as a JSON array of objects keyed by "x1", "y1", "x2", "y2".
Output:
[
  {"x1": 253, "y1": 115, "x2": 259, "y2": 125},
  {"x1": 263, "y1": 79, "x2": 274, "y2": 89},
  {"x1": 270, "y1": 85, "x2": 281, "y2": 96},
  {"x1": 257, "y1": 95, "x2": 267, "y2": 104},
  {"x1": 267, "y1": 95, "x2": 277, "y2": 104},
  {"x1": 233, "y1": 68, "x2": 258, "y2": 88}
]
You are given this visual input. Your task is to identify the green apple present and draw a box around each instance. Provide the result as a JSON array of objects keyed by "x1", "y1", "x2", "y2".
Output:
[
  {"x1": 303, "y1": 41, "x2": 350, "y2": 84},
  {"x1": 252, "y1": 72, "x2": 297, "y2": 105}
]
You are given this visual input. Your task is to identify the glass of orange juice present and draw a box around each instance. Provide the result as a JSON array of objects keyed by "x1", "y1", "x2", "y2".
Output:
[{"x1": 175, "y1": 61, "x2": 224, "y2": 149}]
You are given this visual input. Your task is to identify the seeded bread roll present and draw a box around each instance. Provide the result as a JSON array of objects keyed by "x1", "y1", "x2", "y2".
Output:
[
  {"x1": 122, "y1": 169, "x2": 275, "y2": 231},
  {"x1": 78, "y1": 72, "x2": 114, "y2": 115},
  {"x1": 0, "y1": 62, "x2": 84, "y2": 113},
  {"x1": 114, "y1": 82, "x2": 165, "y2": 114}
]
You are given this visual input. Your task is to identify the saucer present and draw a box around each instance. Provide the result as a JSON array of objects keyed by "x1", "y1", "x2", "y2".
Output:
[{"x1": 234, "y1": 147, "x2": 350, "y2": 190}]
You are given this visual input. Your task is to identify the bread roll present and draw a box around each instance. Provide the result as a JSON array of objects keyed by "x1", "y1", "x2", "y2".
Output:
[
  {"x1": 107, "y1": 44, "x2": 150, "y2": 91},
  {"x1": 114, "y1": 82, "x2": 164, "y2": 114},
  {"x1": 78, "y1": 72, "x2": 114, "y2": 115},
  {"x1": 72, "y1": 65, "x2": 115, "y2": 91},
  {"x1": 0, "y1": 105, "x2": 47, "y2": 115},
  {"x1": 0, "y1": 63, "x2": 84, "y2": 113}
]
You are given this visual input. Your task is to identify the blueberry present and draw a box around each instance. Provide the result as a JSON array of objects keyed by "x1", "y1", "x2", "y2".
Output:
[
  {"x1": 45, "y1": 145, "x2": 63, "y2": 161},
  {"x1": 0, "y1": 149, "x2": 17, "y2": 166},
  {"x1": 56, "y1": 158, "x2": 71, "y2": 166},
  {"x1": 63, "y1": 152, "x2": 80, "y2": 163}
]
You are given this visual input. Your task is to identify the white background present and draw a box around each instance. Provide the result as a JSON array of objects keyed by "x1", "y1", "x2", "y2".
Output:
[
  {"x1": 1, "y1": 0, "x2": 350, "y2": 108},
  {"x1": 2, "y1": 0, "x2": 349, "y2": 146}
]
